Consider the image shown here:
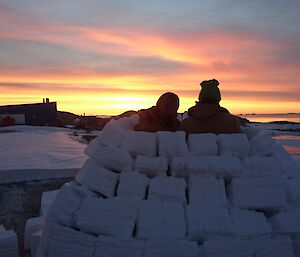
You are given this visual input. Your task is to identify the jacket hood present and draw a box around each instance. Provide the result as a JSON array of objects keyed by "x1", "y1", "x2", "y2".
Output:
[{"x1": 188, "y1": 103, "x2": 229, "y2": 120}]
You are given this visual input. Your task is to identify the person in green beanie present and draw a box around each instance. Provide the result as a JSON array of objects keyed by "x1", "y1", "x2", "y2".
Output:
[{"x1": 180, "y1": 79, "x2": 241, "y2": 134}]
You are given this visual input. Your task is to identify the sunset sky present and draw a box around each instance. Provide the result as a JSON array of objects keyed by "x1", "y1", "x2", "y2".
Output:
[{"x1": 0, "y1": 0, "x2": 299, "y2": 115}]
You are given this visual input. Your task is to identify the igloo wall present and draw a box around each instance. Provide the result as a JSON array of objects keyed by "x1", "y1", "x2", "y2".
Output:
[{"x1": 36, "y1": 114, "x2": 300, "y2": 257}]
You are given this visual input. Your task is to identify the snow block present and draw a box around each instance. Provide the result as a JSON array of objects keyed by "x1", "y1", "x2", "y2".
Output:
[
  {"x1": 0, "y1": 229, "x2": 19, "y2": 257},
  {"x1": 76, "y1": 197, "x2": 138, "y2": 237},
  {"x1": 136, "y1": 201, "x2": 186, "y2": 239},
  {"x1": 114, "y1": 114, "x2": 139, "y2": 131},
  {"x1": 117, "y1": 172, "x2": 150, "y2": 200},
  {"x1": 24, "y1": 216, "x2": 44, "y2": 250},
  {"x1": 188, "y1": 176, "x2": 227, "y2": 206},
  {"x1": 294, "y1": 235, "x2": 300, "y2": 257},
  {"x1": 144, "y1": 239, "x2": 198, "y2": 257},
  {"x1": 207, "y1": 156, "x2": 242, "y2": 177},
  {"x1": 121, "y1": 131, "x2": 157, "y2": 157},
  {"x1": 75, "y1": 159, "x2": 119, "y2": 197},
  {"x1": 217, "y1": 133, "x2": 250, "y2": 158},
  {"x1": 186, "y1": 205, "x2": 234, "y2": 240},
  {"x1": 134, "y1": 155, "x2": 168, "y2": 177},
  {"x1": 187, "y1": 133, "x2": 218, "y2": 155},
  {"x1": 157, "y1": 131, "x2": 189, "y2": 157},
  {"x1": 274, "y1": 146, "x2": 299, "y2": 177},
  {"x1": 230, "y1": 177, "x2": 287, "y2": 210},
  {"x1": 250, "y1": 130, "x2": 276, "y2": 156},
  {"x1": 271, "y1": 207, "x2": 300, "y2": 234},
  {"x1": 230, "y1": 209, "x2": 272, "y2": 237},
  {"x1": 40, "y1": 190, "x2": 59, "y2": 217},
  {"x1": 148, "y1": 176, "x2": 187, "y2": 204},
  {"x1": 286, "y1": 176, "x2": 300, "y2": 202},
  {"x1": 48, "y1": 226, "x2": 96, "y2": 257},
  {"x1": 84, "y1": 136, "x2": 102, "y2": 157},
  {"x1": 31, "y1": 230, "x2": 42, "y2": 257},
  {"x1": 94, "y1": 236, "x2": 144, "y2": 257},
  {"x1": 91, "y1": 145, "x2": 134, "y2": 172}
]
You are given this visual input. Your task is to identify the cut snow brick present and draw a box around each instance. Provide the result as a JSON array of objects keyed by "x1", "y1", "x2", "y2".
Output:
[
  {"x1": 121, "y1": 131, "x2": 157, "y2": 157},
  {"x1": 48, "y1": 226, "x2": 96, "y2": 257},
  {"x1": 91, "y1": 145, "x2": 133, "y2": 172},
  {"x1": 144, "y1": 239, "x2": 198, "y2": 257},
  {"x1": 76, "y1": 197, "x2": 138, "y2": 237},
  {"x1": 188, "y1": 176, "x2": 227, "y2": 206},
  {"x1": 0, "y1": 229, "x2": 19, "y2": 257},
  {"x1": 117, "y1": 172, "x2": 150, "y2": 199},
  {"x1": 271, "y1": 207, "x2": 300, "y2": 234},
  {"x1": 75, "y1": 159, "x2": 119, "y2": 197},
  {"x1": 24, "y1": 216, "x2": 44, "y2": 250},
  {"x1": 134, "y1": 155, "x2": 168, "y2": 177},
  {"x1": 187, "y1": 133, "x2": 218, "y2": 155},
  {"x1": 230, "y1": 177, "x2": 287, "y2": 210},
  {"x1": 94, "y1": 236, "x2": 144, "y2": 257},
  {"x1": 187, "y1": 205, "x2": 234, "y2": 240},
  {"x1": 158, "y1": 131, "x2": 189, "y2": 157},
  {"x1": 40, "y1": 189, "x2": 59, "y2": 217},
  {"x1": 31, "y1": 230, "x2": 42, "y2": 257},
  {"x1": 148, "y1": 176, "x2": 187, "y2": 204},
  {"x1": 250, "y1": 130, "x2": 276, "y2": 156},
  {"x1": 230, "y1": 209, "x2": 272, "y2": 237},
  {"x1": 114, "y1": 114, "x2": 139, "y2": 130},
  {"x1": 84, "y1": 136, "x2": 102, "y2": 157},
  {"x1": 274, "y1": 146, "x2": 299, "y2": 177},
  {"x1": 207, "y1": 156, "x2": 242, "y2": 177},
  {"x1": 217, "y1": 133, "x2": 250, "y2": 158},
  {"x1": 136, "y1": 201, "x2": 186, "y2": 239},
  {"x1": 286, "y1": 176, "x2": 300, "y2": 202}
]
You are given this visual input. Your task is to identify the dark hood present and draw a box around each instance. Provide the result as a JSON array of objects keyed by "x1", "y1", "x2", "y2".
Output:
[{"x1": 188, "y1": 103, "x2": 229, "y2": 120}]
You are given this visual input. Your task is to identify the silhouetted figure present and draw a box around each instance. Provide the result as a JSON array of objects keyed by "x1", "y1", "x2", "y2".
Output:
[
  {"x1": 135, "y1": 92, "x2": 180, "y2": 132},
  {"x1": 180, "y1": 79, "x2": 241, "y2": 134}
]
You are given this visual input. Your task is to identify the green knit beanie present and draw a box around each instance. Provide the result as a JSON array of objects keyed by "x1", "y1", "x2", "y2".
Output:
[{"x1": 198, "y1": 79, "x2": 221, "y2": 103}]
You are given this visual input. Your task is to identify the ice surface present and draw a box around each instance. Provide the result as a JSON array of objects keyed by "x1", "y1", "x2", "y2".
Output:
[
  {"x1": 0, "y1": 229, "x2": 19, "y2": 257},
  {"x1": 121, "y1": 131, "x2": 157, "y2": 157},
  {"x1": 117, "y1": 172, "x2": 149, "y2": 199},
  {"x1": 186, "y1": 205, "x2": 234, "y2": 240},
  {"x1": 76, "y1": 197, "x2": 138, "y2": 237},
  {"x1": 136, "y1": 201, "x2": 186, "y2": 239},
  {"x1": 157, "y1": 131, "x2": 189, "y2": 157},
  {"x1": 250, "y1": 130, "x2": 276, "y2": 156},
  {"x1": 47, "y1": 225, "x2": 96, "y2": 257},
  {"x1": 75, "y1": 159, "x2": 119, "y2": 197},
  {"x1": 94, "y1": 236, "x2": 144, "y2": 257},
  {"x1": 271, "y1": 207, "x2": 300, "y2": 234},
  {"x1": 230, "y1": 177, "x2": 287, "y2": 210},
  {"x1": 148, "y1": 176, "x2": 187, "y2": 204},
  {"x1": 187, "y1": 133, "x2": 218, "y2": 155},
  {"x1": 217, "y1": 133, "x2": 250, "y2": 158},
  {"x1": 144, "y1": 239, "x2": 198, "y2": 257},
  {"x1": 188, "y1": 176, "x2": 227, "y2": 206},
  {"x1": 24, "y1": 216, "x2": 44, "y2": 250},
  {"x1": 90, "y1": 145, "x2": 133, "y2": 172},
  {"x1": 134, "y1": 155, "x2": 168, "y2": 177}
]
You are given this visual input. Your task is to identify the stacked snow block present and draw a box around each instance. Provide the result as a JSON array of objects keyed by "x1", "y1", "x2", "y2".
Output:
[
  {"x1": 0, "y1": 228, "x2": 19, "y2": 257},
  {"x1": 230, "y1": 177, "x2": 287, "y2": 210},
  {"x1": 286, "y1": 176, "x2": 300, "y2": 203},
  {"x1": 40, "y1": 190, "x2": 60, "y2": 217},
  {"x1": 134, "y1": 155, "x2": 168, "y2": 177},
  {"x1": 217, "y1": 133, "x2": 250, "y2": 158},
  {"x1": 271, "y1": 207, "x2": 300, "y2": 234},
  {"x1": 187, "y1": 133, "x2": 218, "y2": 156},
  {"x1": 24, "y1": 216, "x2": 44, "y2": 250},
  {"x1": 31, "y1": 230, "x2": 43, "y2": 257}
]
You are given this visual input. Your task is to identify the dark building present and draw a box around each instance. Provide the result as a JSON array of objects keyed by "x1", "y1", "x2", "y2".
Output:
[{"x1": 0, "y1": 98, "x2": 57, "y2": 126}]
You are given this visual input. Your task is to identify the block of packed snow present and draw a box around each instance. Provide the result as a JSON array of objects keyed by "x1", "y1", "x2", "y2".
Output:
[
  {"x1": 120, "y1": 131, "x2": 157, "y2": 157},
  {"x1": 114, "y1": 114, "x2": 140, "y2": 130},
  {"x1": 117, "y1": 172, "x2": 150, "y2": 199},
  {"x1": 217, "y1": 133, "x2": 250, "y2": 158},
  {"x1": 136, "y1": 201, "x2": 186, "y2": 239},
  {"x1": 40, "y1": 189, "x2": 59, "y2": 217},
  {"x1": 253, "y1": 237, "x2": 295, "y2": 257},
  {"x1": 31, "y1": 229, "x2": 42, "y2": 257},
  {"x1": 230, "y1": 177, "x2": 287, "y2": 210},
  {"x1": 84, "y1": 136, "x2": 102, "y2": 157},
  {"x1": 75, "y1": 159, "x2": 119, "y2": 197},
  {"x1": 76, "y1": 197, "x2": 138, "y2": 237},
  {"x1": 241, "y1": 126, "x2": 260, "y2": 140},
  {"x1": 24, "y1": 216, "x2": 44, "y2": 250},
  {"x1": 47, "y1": 225, "x2": 96, "y2": 257},
  {"x1": 91, "y1": 145, "x2": 134, "y2": 172},
  {"x1": 144, "y1": 239, "x2": 198, "y2": 257},
  {"x1": 294, "y1": 235, "x2": 300, "y2": 257},
  {"x1": 187, "y1": 133, "x2": 218, "y2": 155},
  {"x1": 286, "y1": 176, "x2": 300, "y2": 202},
  {"x1": 134, "y1": 155, "x2": 168, "y2": 177},
  {"x1": 189, "y1": 176, "x2": 227, "y2": 206},
  {"x1": 158, "y1": 131, "x2": 189, "y2": 157},
  {"x1": 230, "y1": 209, "x2": 272, "y2": 237},
  {"x1": 274, "y1": 146, "x2": 299, "y2": 177},
  {"x1": 186, "y1": 205, "x2": 234, "y2": 240},
  {"x1": 98, "y1": 119, "x2": 128, "y2": 147},
  {"x1": 0, "y1": 229, "x2": 19, "y2": 257},
  {"x1": 203, "y1": 239, "x2": 255, "y2": 257},
  {"x1": 242, "y1": 156, "x2": 283, "y2": 176},
  {"x1": 148, "y1": 176, "x2": 187, "y2": 204},
  {"x1": 271, "y1": 207, "x2": 300, "y2": 234},
  {"x1": 94, "y1": 236, "x2": 144, "y2": 257},
  {"x1": 250, "y1": 130, "x2": 276, "y2": 156},
  {"x1": 207, "y1": 156, "x2": 242, "y2": 177}
]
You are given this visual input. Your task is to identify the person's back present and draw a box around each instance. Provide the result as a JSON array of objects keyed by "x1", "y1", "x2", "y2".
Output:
[{"x1": 180, "y1": 79, "x2": 241, "y2": 134}]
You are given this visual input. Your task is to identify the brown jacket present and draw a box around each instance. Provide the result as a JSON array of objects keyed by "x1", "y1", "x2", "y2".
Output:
[
  {"x1": 135, "y1": 106, "x2": 179, "y2": 132},
  {"x1": 180, "y1": 103, "x2": 241, "y2": 134}
]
